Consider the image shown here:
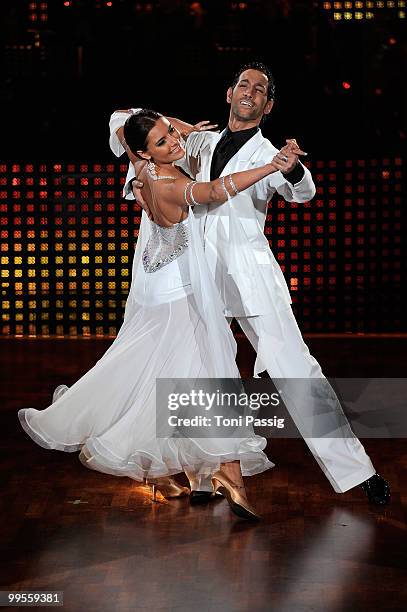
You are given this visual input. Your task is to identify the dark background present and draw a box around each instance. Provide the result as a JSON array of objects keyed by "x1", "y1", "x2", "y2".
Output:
[
  {"x1": 0, "y1": 1, "x2": 405, "y2": 336},
  {"x1": 1, "y1": 0, "x2": 406, "y2": 159}
]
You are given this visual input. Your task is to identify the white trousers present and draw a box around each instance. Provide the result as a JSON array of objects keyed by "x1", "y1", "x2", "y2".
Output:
[{"x1": 234, "y1": 308, "x2": 376, "y2": 493}]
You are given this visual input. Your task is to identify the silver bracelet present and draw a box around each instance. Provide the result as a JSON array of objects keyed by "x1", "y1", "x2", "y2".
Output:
[
  {"x1": 220, "y1": 176, "x2": 230, "y2": 199},
  {"x1": 228, "y1": 174, "x2": 239, "y2": 196},
  {"x1": 188, "y1": 181, "x2": 200, "y2": 206},
  {"x1": 184, "y1": 181, "x2": 193, "y2": 206}
]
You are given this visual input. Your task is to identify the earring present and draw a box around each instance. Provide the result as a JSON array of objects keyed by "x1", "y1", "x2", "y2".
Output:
[{"x1": 147, "y1": 159, "x2": 157, "y2": 180}]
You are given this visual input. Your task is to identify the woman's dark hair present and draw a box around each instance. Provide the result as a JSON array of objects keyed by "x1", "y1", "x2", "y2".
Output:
[{"x1": 123, "y1": 109, "x2": 162, "y2": 156}]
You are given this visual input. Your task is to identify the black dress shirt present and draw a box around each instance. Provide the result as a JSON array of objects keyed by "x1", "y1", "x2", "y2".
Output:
[
  {"x1": 210, "y1": 126, "x2": 258, "y2": 180},
  {"x1": 209, "y1": 125, "x2": 305, "y2": 184}
]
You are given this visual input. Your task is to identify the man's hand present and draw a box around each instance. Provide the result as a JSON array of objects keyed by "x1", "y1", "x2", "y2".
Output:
[
  {"x1": 192, "y1": 120, "x2": 219, "y2": 133},
  {"x1": 272, "y1": 138, "x2": 307, "y2": 174},
  {"x1": 131, "y1": 178, "x2": 153, "y2": 220},
  {"x1": 176, "y1": 119, "x2": 219, "y2": 140}
]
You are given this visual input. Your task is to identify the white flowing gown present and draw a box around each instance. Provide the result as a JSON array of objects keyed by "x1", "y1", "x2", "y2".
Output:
[{"x1": 18, "y1": 204, "x2": 273, "y2": 481}]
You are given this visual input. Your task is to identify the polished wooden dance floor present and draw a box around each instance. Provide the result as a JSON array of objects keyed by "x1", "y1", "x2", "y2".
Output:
[{"x1": 1, "y1": 336, "x2": 407, "y2": 611}]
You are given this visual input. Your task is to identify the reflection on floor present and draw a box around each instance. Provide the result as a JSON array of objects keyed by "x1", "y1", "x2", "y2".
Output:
[{"x1": 1, "y1": 336, "x2": 407, "y2": 611}]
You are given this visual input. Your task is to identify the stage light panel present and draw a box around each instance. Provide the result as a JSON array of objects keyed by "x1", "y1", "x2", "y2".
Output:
[
  {"x1": 321, "y1": 0, "x2": 405, "y2": 17},
  {"x1": 0, "y1": 159, "x2": 403, "y2": 335}
]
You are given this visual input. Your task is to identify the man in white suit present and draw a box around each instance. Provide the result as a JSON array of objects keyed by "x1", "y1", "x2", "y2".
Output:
[{"x1": 109, "y1": 61, "x2": 390, "y2": 505}]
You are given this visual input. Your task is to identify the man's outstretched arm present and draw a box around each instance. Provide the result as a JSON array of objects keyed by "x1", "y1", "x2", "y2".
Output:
[{"x1": 271, "y1": 139, "x2": 316, "y2": 203}]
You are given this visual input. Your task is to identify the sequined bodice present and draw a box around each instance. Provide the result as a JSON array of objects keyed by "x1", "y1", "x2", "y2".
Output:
[
  {"x1": 142, "y1": 220, "x2": 189, "y2": 273},
  {"x1": 141, "y1": 163, "x2": 189, "y2": 273}
]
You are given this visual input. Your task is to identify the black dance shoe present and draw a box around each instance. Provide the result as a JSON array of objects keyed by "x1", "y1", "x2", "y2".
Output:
[
  {"x1": 360, "y1": 473, "x2": 391, "y2": 505},
  {"x1": 189, "y1": 490, "x2": 224, "y2": 505},
  {"x1": 189, "y1": 490, "x2": 215, "y2": 505}
]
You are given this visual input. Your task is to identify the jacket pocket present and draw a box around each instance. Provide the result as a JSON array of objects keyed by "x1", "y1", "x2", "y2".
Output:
[{"x1": 252, "y1": 248, "x2": 273, "y2": 265}]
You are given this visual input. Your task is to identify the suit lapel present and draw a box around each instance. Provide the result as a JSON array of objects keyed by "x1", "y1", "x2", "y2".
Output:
[
  {"x1": 220, "y1": 130, "x2": 265, "y2": 175},
  {"x1": 200, "y1": 129, "x2": 225, "y2": 181}
]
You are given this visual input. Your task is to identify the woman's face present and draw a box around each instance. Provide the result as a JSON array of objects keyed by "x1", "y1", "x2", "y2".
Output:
[{"x1": 143, "y1": 117, "x2": 185, "y2": 164}]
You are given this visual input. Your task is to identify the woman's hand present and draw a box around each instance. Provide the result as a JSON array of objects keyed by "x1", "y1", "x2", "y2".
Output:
[{"x1": 131, "y1": 180, "x2": 153, "y2": 220}]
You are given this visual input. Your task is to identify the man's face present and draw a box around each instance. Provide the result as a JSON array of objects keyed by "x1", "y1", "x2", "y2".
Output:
[{"x1": 227, "y1": 69, "x2": 273, "y2": 123}]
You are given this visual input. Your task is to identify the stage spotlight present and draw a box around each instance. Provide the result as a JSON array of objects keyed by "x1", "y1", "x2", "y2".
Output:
[
  {"x1": 28, "y1": 0, "x2": 48, "y2": 23},
  {"x1": 321, "y1": 0, "x2": 405, "y2": 19}
]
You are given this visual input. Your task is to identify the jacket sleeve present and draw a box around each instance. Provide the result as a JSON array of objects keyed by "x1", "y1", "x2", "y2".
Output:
[
  {"x1": 108, "y1": 109, "x2": 140, "y2": 156},
  {"x1": 108, "y1": 109, "x2": 141, "y2": 199},
  {"x1": 256, "y1": 139, "x2": 316, "y2": 204},
  {"x1": 274, "y1": 163, "x2": 316, "y2": 203},
  {"x1": 123, "y1": 165, "x2": 136, "y2": 200},
  {"x1": 176, "y1": 130, "x2": 212, "y2": 178}
]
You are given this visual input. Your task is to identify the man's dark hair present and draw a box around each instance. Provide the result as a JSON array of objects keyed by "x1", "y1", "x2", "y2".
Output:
[
  {"x1": 123, "y1": 109, "x2": 162, "y2": 155},
  {"x1": 231, "y1": 61, "x2": 276, "y2": 100}
]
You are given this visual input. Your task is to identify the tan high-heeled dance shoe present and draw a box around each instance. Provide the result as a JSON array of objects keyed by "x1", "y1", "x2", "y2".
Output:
[
  {"x1": 144, "y1": 477, "x2": 190, "y2": 502},
  {"x1": 211, "y1": 471, "x2": 261, "y2": 521}
]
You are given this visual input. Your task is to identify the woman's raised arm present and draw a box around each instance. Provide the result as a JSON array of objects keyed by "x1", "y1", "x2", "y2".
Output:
[{"x1": 160, "y1": 161, "x2": 279, "y2": 210}]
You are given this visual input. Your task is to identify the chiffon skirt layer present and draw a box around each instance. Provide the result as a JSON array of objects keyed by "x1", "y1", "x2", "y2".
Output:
[{"x1": 19, "y1": 219, "x2": 273, "y2": 481}]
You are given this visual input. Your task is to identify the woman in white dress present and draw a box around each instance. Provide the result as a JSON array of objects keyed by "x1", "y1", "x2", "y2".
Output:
[{"x1": 19, "y1": 109, "x2": 282, "y2": 520}]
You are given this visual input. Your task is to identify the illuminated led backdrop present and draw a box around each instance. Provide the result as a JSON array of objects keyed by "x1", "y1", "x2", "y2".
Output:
[
  {"x1": 321, "y1": 0, "x2": 406, "y2": 20},
  {"x1": 0, "y1": 158, "x2": 403, "y2": 337},
  {"x1": 1, "y1": 1, "x2": 405, "y2": 336}
]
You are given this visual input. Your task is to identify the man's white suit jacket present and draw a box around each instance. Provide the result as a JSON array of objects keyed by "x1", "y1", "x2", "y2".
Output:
[{"x1": 109, "y1": 113, "x2": 316, "y2": 319}]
